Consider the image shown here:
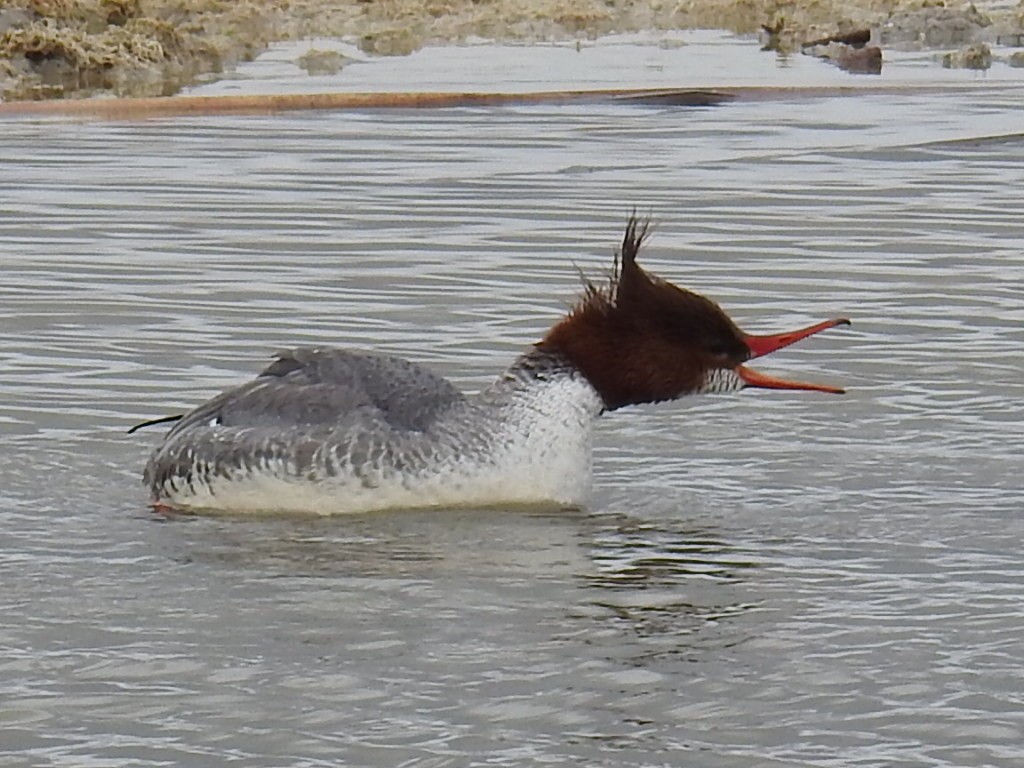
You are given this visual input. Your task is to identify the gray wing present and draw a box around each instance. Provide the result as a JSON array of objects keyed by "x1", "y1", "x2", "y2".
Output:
[{"x1": 166, "y1": 348, "x2": 465, "y2": 438}]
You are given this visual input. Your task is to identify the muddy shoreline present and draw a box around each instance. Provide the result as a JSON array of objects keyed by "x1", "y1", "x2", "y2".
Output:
[{"x1": 1, "y1": 1, "x2": 1021, "y2": 101}]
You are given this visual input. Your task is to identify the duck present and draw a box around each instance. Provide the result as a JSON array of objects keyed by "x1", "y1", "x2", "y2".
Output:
[{"x1": 139, "y1": 216, "x2": 848, "y2": 514}]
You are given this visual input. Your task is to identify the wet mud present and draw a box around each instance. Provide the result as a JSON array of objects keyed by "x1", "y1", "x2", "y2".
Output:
[{"x1": 1, "y1": 0, "x2": 1022, "y2": 100}]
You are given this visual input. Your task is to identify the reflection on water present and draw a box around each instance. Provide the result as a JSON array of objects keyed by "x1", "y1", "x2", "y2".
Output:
[
  {"x1": 164, "y1": 507, "x2": 761, "y2": 667},
  {"x1": 580, "y1": 514, "x2": 759, "y2": 666},
  {"x1": 2, "y1": 43, "x2": 1024, "y2": 768}
]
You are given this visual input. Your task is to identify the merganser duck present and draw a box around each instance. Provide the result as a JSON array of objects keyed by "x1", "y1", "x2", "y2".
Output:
[{"x1": 140, "y1": 217, "x2": 849, "y2": 515}]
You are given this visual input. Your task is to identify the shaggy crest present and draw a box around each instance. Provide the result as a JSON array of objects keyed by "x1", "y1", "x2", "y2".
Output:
[
  {"x1": 537, "y1": 215, "x2": 753, "y2": 409},
  {"x1": 575, "y1": 215, "x2": 651, "y2": 315}
]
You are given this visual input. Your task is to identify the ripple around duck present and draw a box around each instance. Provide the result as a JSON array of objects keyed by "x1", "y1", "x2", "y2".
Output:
[{"x1": 2, "y1": 65, "x2": 1024, "y2": 767}]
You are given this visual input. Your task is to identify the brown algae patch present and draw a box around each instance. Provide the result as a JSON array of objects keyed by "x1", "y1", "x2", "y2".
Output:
[{"x1": 1, "y1": 0, "x2": 1022, "y2": 100}]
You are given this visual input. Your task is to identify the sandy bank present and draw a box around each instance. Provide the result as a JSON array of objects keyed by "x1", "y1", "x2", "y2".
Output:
[{"x1": 1, "y1": 0, "x2": 1021, "y2": 101}]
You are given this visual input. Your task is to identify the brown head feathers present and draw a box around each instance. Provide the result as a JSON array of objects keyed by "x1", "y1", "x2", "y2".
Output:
[{"x1": 536, "y1": 215, "x2": 848, "y2": 409}]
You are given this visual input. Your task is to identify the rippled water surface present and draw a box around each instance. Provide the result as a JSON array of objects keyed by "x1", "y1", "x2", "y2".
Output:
[{"x1": 2, "y1": 38, "x2": 1024, "y2": 767}]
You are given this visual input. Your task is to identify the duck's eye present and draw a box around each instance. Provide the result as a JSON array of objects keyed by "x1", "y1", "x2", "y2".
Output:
[
  {"x1": 708, "y1": 342, "x2": 735, "y2": 359},
  {"x1": 708, "y1": 339, "x2": 748, "y2": 363}
]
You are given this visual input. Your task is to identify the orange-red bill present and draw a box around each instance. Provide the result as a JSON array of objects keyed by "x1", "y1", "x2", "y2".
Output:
[
  {"x1": 744, "y1": 318, "x2": 851, "y2": 359},
  {"x1": 738, "y1": 317, "x2": 850, "y2": 394},
  {"x1": 736, "y1": 364, "x2": 845, "y2": 395}
]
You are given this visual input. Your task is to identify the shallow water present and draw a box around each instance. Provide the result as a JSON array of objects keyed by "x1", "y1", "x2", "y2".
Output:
[{"x1": 2, "y1": 38, "x2": 1024, "y2": 767}]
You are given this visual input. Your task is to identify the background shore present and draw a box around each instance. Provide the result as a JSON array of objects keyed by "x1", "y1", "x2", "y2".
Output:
[{"x1": 1, "y1": 0, "x2": 1021, "y2": 100}]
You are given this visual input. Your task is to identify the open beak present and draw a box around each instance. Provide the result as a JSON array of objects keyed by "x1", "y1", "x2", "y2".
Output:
[{"x1": 738, "y1": 318, "x2": 850, "y2": 394}]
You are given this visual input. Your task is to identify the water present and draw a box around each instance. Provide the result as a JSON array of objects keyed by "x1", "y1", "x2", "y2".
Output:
[{"x1": 2, "y1": 37, "x2": 1024, "y2": 767}]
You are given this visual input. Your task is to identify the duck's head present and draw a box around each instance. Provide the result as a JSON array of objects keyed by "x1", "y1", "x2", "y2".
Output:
[{"x1": 536, "y1": 216, "x2": 849, "y2": 410}]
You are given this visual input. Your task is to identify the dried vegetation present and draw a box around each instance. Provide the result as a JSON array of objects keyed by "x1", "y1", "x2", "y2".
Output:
[{"x1": 0, "y1": 0, "x2": 1021, "y2": 99}]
